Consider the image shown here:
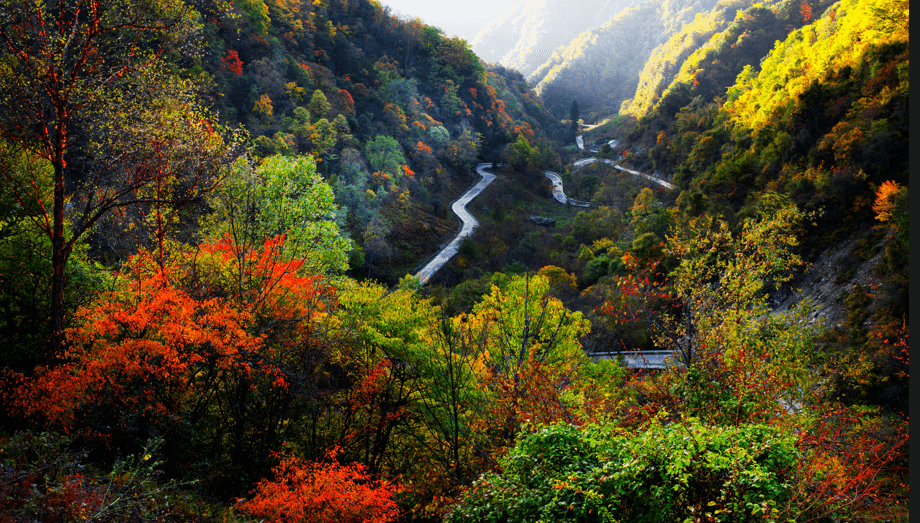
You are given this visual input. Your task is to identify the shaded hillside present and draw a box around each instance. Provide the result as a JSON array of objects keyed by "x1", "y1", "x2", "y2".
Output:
[
  {"x1": 469, "y1": 0, "x2": 645, "y2": 77},
  {"x1": 529, "y1": 0, "x2": 720, "y2": 117}
]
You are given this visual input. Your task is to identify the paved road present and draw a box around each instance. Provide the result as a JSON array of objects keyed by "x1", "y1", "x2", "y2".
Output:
[
  {"x1": 413, "y1": 158, "x2": 668, "y2": 284},
  {"x1": 573, "y1": 157, "x2": 675, "y2": 190},
  {"x1": 592, "y1": 350, "x2": 681, "y2": 369},
  {"x1": 414, "y1": 163, "x2": 496, "y2": 283},
  {"x1": 544, "y1": 170, "x2": 591, "y2": 207}
]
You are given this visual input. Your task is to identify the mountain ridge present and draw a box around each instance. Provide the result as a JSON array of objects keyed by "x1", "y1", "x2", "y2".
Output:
[{"x1": 470, "y1": 0, "x2": 647, "y2": 76}]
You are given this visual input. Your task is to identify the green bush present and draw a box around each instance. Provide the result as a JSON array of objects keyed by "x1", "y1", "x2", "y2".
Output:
[
  {"x1": 583, "y1": 256, "x2": 611, "y2": 286},
  {"x1": 447, "y1": 419, "x2": 797, "y2": 523}
]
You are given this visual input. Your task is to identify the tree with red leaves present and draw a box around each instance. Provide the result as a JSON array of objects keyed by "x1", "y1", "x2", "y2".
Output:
[
  {"x1": 239, "y1": 448, "x2": 399, "y2": 523},
  {"x1": 223, "y1": 49, "x2": 244, "y2": 76},
  {"x1": 13, "y1": 250, "x2": 255, "y2": 430},
  {"x1": 800, "y1": 0, "x2": 814, "y2": 21},
  {"x1": 11, "y1": 230, "x2": 341, "y2": 490}
]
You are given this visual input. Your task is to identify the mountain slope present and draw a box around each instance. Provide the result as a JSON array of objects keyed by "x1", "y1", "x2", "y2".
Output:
[
  {"x1": 620, "y1": 0, "x2": 769, "y2": 117},
  {"x1": 631, "y1": 0, "x2": 909, "y2": 332},
  {"x1": 528, "y1": 0, "x2": 720, "y2": 116},
  {"x1": 200, "y1": 0, "x2": 565, "y2": 282},
  {"x1": 469, "y1": 0, "x2": 645, "y2": 77}
]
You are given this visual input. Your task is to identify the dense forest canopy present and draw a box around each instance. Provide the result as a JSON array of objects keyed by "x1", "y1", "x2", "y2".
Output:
[{"x1": 0, "y1": 0, "x2": 907, "y2": 521}]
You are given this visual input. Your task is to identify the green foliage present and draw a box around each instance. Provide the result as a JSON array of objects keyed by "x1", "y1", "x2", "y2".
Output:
[
  {"x1": 308, "y1": 89, "x2": 331, "y2": 120},
  {"x1": 448, "y1": 419, "x2": 797, "y2": 523},
  {"x1": 606, "y1": 205, "x2": 819, "y2": 424},
  {"x1": 583, "y1": 256, "x2": 611, "y2": 286},
  {"x1": 365, "y1": 135, "x2": 406, "y2": 180},
  {"x1": 361, "y1": 215, "x2": 393, "y2": 272},
  {"x1": 470, "y1": 274, "x2": 590, "y2": 366},
  {"x1": 427, "y1": 125, "x2": 451, "y2": 147},
  {"x1": 0, "y1": 215, "x2": 105, "y2": 372},
  {"x1": 397, "y1": 273, "x2": 423, "y2": 293},
  {"x1": 506, "y1": 135, "x2": 538, "y2": 169},
  {"x1": 630, "y1": 0, "x2": 909, "y2": 355},
  {"x1": 0, "y1": 148, "x2": 106, "y2": 371},
  {"x1": 236, "y1": 0, "x2": 271, "y2": 35},
  {"x1": 204, "y1": 155, "x2": 352, "y2": 273},
  {"x1": 571, "y1": 207, "x2": 626, "y2": 246},
  {"x1": 182, "y1": 0, "x2": 565, "y2": 278},
  {"x1": 446, "y1": 128, "x2": 481, "y2": 170}
]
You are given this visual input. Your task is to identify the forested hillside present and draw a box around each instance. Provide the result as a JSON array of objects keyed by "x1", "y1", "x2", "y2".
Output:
[
  {"x1": 469, "y1": 0, "x2": 645, "y2": 77},
  {"x1": 530, "y1": 0, "x2": 720, "y2": 117},
  {"x1": 0, "y1": 0, "x2": 908, "y2": 521},
  {"x1": 620, "y1": 0, "x2": 814, "y2": 116}
]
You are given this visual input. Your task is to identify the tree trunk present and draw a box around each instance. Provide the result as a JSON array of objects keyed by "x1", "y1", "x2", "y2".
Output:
[{"x1": 49, "y1": 134, "x2": 69, "y2": 353}]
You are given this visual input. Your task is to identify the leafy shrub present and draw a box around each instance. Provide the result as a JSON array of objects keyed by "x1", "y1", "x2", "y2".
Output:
[
  {"x1": 238, "y1": 448, "x2": 399, "y2": 523},
  {"x1": 447, "y1": 419, "x2": 797, "y2": 523},
  {"x1": 583, "y1": 256, "x2": 611, "y2": 286}
]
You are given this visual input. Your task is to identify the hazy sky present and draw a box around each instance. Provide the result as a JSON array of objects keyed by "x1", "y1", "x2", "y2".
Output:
[{"x1": 381, "y1": 0, "x2": 523, "y2": 41}]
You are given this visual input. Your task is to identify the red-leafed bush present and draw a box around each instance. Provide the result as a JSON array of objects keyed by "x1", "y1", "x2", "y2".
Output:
[
  {"x1": 239, "y1": 448, "x2": 399, "y2": 523},
  {"x1": 223, "y1": 50, "x2": 243, "y2": 76}
]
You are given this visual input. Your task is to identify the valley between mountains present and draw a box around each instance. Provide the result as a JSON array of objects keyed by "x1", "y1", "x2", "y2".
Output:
[{"x1": 0, "y1": 0, "x2": 907, "y2": 520}]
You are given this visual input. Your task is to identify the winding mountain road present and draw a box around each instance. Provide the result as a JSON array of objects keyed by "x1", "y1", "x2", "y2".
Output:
[
  {"x1": 414, "y1": 163, "x2": 496, "y2": 283},
  {"x1": 544, "y1": 170, "x2": 591, "y2": 207},
  {"x1": 412, "y1": 152, "x2": 674, "y2": 285},
  {"x1": 410, "y1": 158, "x2": 680, "y2": 369},
  {"x1": 573, "y1": 157, "x2": 675, "y2": 190}
]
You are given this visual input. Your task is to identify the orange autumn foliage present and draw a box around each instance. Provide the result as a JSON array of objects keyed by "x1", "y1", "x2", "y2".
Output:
[
  {"x1": 800, "y1": 0, "x2": 813, "y2": 21},
  {"x1": 17, "y1": 252, "x2": 258, "y2": 430},
  {"x1": 415, "y1": 141, "x2": 433, "y2": 155},
  {"x1": 340, "y1": 89, "x2": 355, "y2": 111},
  {"x1": 784, "y1": 404, "x2": 909, "y2": 520},
  {"x1": 187, "y1": 233, "x2": 337, "y2": 390},
  {"x1": 475, "y1": 352, "x2": 577, "y2": 440},
  {"x1": 15, "y1": 235, "x2": 334, "y2": 432},
  {"x1": 198, "y1": 233, "x2": 332, "y2": 320},
  {"x1": 239, "y1": 448, "x2": 399, "y2": 523},
  {"x1": 871, "y1": 180, "x2": 902, "y2": 223}
]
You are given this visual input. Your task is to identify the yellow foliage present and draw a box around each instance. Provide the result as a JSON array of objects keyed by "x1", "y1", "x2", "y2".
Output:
[
  {"x1": 724, "y1": 0, "x2": 907, "y2": 130},
  {"x1": 253, "y1": 94, "x2": 274, "y2": 118}
]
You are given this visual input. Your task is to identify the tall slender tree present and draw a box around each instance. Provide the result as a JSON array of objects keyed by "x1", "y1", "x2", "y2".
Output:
[
  {"x1": 0, "y1": 0, "x2": 240, "y2": 351},
  {"x1": 569, "y1": 99, "x2": 580, "y2": 138}
]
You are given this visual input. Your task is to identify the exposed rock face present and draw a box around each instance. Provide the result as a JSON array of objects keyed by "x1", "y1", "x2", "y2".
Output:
[
  {"x1": 772, "y1": 226, "x2": 887, "y2": 331},
  {"x1": 529, "y1": 215, "x2": 557, "y2": 227}
]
